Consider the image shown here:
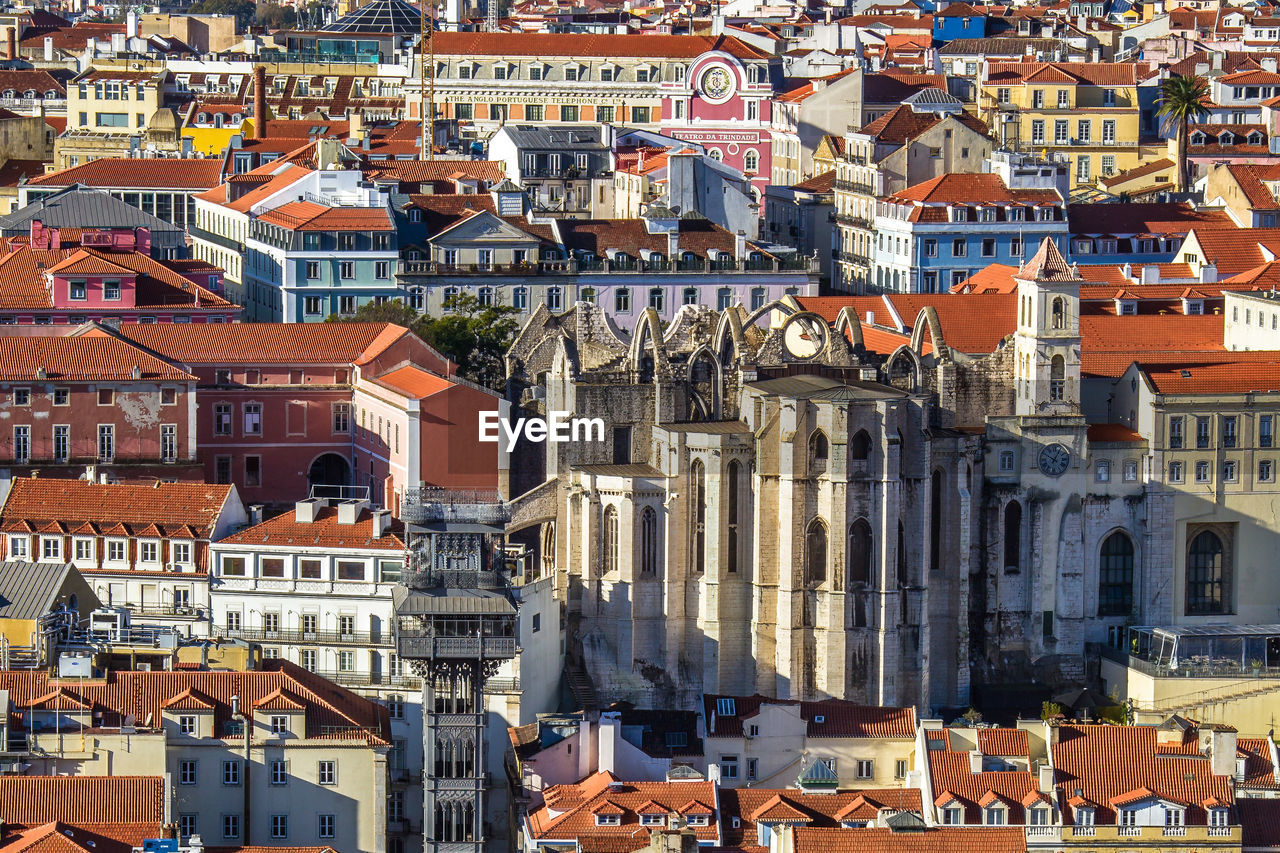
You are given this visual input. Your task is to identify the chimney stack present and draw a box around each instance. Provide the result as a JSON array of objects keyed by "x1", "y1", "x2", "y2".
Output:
[
  {"x1": 6, "y1": 28, "x2": 15, "y2": 61},
  {"x1": 253, "y1": 65, "x2": 268, "y2": 140}
]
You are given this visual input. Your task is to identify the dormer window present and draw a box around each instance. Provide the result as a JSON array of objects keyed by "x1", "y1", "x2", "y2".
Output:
[
  {"x1": 950, "y1": 206, "x2": 966, "y2": 222},
  {"x1": 1038, "y1": 207, "x2": 1054, "y2": 222},
  {"x1": 1117, "y1": 299, "x2": 1137, "y2": 315},
  {"x1": 1164, "y1": 806, "x2": 1185, "y2": 827},
  {"x1": 943, "y1": 807, "x2": 962, "y2": 825},
  {"x1": 1029, "y1": 806, "x2": 1051, "y2": 826},
  {"x1": 1209, "y1": 807, "x2": 1229, "y2": 827},
  {"x1": 1119, "y1": 808, "x2": 1137, "y2": 826},
  {"x1": 985, "y1": 806, "x2": 1007, "y2": 826},
  {"x1": 1190, "y1": 131, "x2": 1206, "y2": 145},
  {"x1": 1219, "y1": 131, "x2": 1235, "y2": 145},
  {"x1": 686, "y1": 815, "x2": 710, "y2": 827},
  {"x1": 1009, "y1": 207, "x2": 1025, "y2": 221},
  {"x1": 595, "y1": 815, "x2": 621, "y2": 826},
  {"x1": 640, "y1": 815, "x2": 665, "y2": 826},
  {"x1": 1249, "y1": 131, "x2": 1264, "y2": 145},
  {"x1": 981, "y1": 207, "x2": 996, "y2": 222}
]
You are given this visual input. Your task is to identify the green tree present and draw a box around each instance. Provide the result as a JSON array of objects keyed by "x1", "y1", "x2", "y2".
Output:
[
  {"x1": 1156, "y1": 74, "x2": 1210, "y2": 193},
  {"x1": 255, "y1": 2, "x2": 297, "y2": 28},
  {"x1": 327, "y1": 296, "x2": 519, "y2": 392},
  {"x1": 1041, "y1": 701, "x2": 1064, "y2": 720}
]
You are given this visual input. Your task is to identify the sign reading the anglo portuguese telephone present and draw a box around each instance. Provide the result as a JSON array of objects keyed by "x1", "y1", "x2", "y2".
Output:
[{"x1": 669, "y1": 130, "x2": 761, "y2": 144}]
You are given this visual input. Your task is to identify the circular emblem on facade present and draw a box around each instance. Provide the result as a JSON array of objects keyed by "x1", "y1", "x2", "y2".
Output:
[
  {"x1": 782, "y1": 314, "x2": 827, "y2": 360},
  {"x1": 700, "y1": 65, "x2": 735, "y2": 101},
  {"x1": 1038, "y1": 443, "x2": 1071, "y2": 477}
]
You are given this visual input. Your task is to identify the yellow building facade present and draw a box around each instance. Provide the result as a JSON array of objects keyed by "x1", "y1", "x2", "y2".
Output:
[{"x1": 980, "y1": 62, "x2": 1143, "y2": 188}]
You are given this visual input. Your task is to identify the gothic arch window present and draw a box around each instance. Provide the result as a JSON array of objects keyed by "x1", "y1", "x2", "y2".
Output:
[
  {"x1": 1050, "y1": 354, "x2": 1066, "y2": 401},
  {"x1": 850, "y1": 429, "x2": 872, "y2": 460},
  {"x1": 640, "y1": 506, "x2": 659, "y2": 575},
  {"x1": 727, "y1": 460, "x2": 741, "y2": 573},
  {"x1": 602, "y1": 505, "x2": 618, "y2": 575},
  {"x1": 1098, "y1": 531, "x2": 1134, "y2": 616},
  {"x1": 691, "y1": 459, "x2": 706, "y2": 574},
  {"x1": 848, "y1": 518, "x2": 872, "y2": 586},
  {"x1": 540, "y1": 522, "x2": 555, "y2": 576},
  {"x1": 1187, "y1": 529, "x2": 1227, "y2": 614},
  {"x1": 809, "y1": 429, "x2": 829, "y2": 474},
  {"x1": 805, "y1": 518, "x2": 827, "y2": 585},
  {"x1": 930, "y1": 469, "x2": 943, "y2": 572},
  {"x1": 1051, "y1": 296, "x2": 1066, "y2": 329},
  {"x1": 1004, "y1": 501, "x2": 1021, "y2": 572}
]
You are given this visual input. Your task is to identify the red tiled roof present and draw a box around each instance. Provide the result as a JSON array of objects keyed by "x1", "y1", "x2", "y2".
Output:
[
  {"x1": 0, "y1": 821, "x2": 161, "y2": 853},
  {"x1": 795, "y1": 170, "x2": 836, "y2": 193},
  {"x1": 926, "y1": 729, "x2": 1038, "y2": 824},
  {"x1": 257, "y1": 200, "x2": 394, "y2": 231},
  {"x1": 527, "y1": 774, "x2": 720, "y2": 851},
  {"x1": 1221, "y1": 164, "x2": 1280, "y2": 211},
  {"x1": 977, "y1": 728, "x2": 1029, "y2": 757},
  {"x1": 1087, "y1": 423, "x2": 1145, "y2": 443},
  {"x1": 1239, "y1": 798, "x2": 1280, "y2": 848},
  {"x1": 986, "y1": 61, "x2": 1137, "y2": 85},
  {"x1": 1238, "y1": 737, "x2": 1279, "y2": 789},
  {"x1": 856, "y1": 104, "x2": 988, "y2": 145},
  {"x1": 373, "y1": 364, "x2": 454, "y2": 400},
  {"x1": 0, "y1": 478, "x2": 232, "y2": 539},
  {"x1": 26, "y1": 158, "x2": 223, "y2": 190},
  {"x1": 0, "y1": 777, "x2": 163, "y2": 825},
  {"x1": 0, "y1": 663, "x2": 391, "y2": 744},
  {"x1": 1142, "y1": 360, "x2": 1280, "y2": 394},
  {"x1": 216, "y1": 505, "x2": 404, "y2": 551},
  {"x1": 888, "y1": 173, "x2": 1057, "y2": 206},
  {"x1": 1067, "y1": 202, "x2": 1235, "y2": 235},
  {"x1": 1101, "y1": 158, "x2": 1175, "y2": 189},
  {"x1": 721, "y1": 788, "x2": 924, "y2": 850},
  {"x1": 1052, "y1": 724, "x2": 1233, "y2": 825},
  {"x1": 0, "y1": 334, "x2": 193, "y2": 381},
  {"x1": 792, "y1": 826, "x2": 1026, "y2": 853},
  {"x1": 1019, "y1": 237, "x2": 1075, "y2": 281},
  {"x1": 114, "y1": 321, "x2": 407, "y2": 365},
  {"x1": 429, "y1": 31, "x2": 769, "y2": 59},
  {"x1": 703, "y1": 694, "x2": 915, "y2": 738}
]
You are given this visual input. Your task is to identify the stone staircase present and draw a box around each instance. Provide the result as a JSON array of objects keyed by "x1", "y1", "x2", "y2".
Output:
[{"x1": 565, "y1": 664, "x2": 599, "y2": 711}]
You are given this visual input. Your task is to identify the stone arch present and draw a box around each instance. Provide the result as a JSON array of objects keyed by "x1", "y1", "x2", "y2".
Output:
[
  {"x1": 628, "y1": 307, "x2": 667, "y2": 378},
  {"x1": 1098, "y1": 527, "x2": 1136, "y2": 617},
  {"x1": 886, "y1": 345, "x2": 921, "y2": 391},
  {"x1": 834, "y1": 306, "x2": 866, "y2": 351},
  {"x1": 909, "y1": 306, "x2": 950, "y2": 361},
  {"x1": 713, "y1": 306, "x2": 749, "y2": 366},
  {"x1": 743, "y1": 298, "x2": 799, "y2": 329},
  {"x1": 805, "y1": 517, "x2": 828, "y2": 585},
  {"x1": 687, "y1": 346, "x2": 722, "y2": 420}
]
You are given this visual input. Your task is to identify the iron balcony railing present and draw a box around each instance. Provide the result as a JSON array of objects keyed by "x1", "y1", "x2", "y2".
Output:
[
  {"x1": 400, "y1": 488, "x2": 511, "y2": 526},
  {"x1": 395, "y1": 634, "x2": 518, "y2": 659},
  {"x1": 397, "y1": 257, "x2": 817, "y2": 276},
  {"x1": 221, "y1": 626, "x2": 391, "y2": 646}
]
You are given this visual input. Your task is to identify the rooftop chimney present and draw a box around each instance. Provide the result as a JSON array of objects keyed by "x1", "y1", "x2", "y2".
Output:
[
  {"x1": 734, "y1": 229, "x2": 747, "y2": 261},
  {"x1": 249, "y1": 504, "x2": 264, "y2": 526},
  {"x1": 253, "y1": 65, "x2": 267, "y2": 141},
  {"x1": 43, "y1": 36, "x2": 52, "y2": 62},
  {"x1": 294, "y1": 498, "x2": 321, "y2": 524},
  {"x1": 6, "y1": 27, "x2": 15, "y2": 61}
]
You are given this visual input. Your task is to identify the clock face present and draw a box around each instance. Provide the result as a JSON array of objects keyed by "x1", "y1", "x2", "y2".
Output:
[
  {"x1": 700, "y1": 66, "x2": 734, "y2": 100},
  {"x1": 1038, "y1": 443, "x2": 1071, "y2": 477},
  {"x1": 783, "y1": 315, "x2": 827, "y2": 360}
]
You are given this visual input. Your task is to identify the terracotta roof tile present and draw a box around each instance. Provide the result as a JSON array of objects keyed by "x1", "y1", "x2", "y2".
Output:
[
  {"x1": 926, "y1": 730, "x2": 1038, "y2": 824},
  {"x1": 794, "y1": 171, "x2": 836, "y2": 193},
  {"x1": 1087, "y1": 423, "x2": 1145, "y2": 443},
  {"x1": 977, "y1": 729, "x2": 1029, "y2": 757},
  {"x1": 792, "y1": 826, "x2": 1026, "y2": 853},
  {"x1": 0, "y1": 777, "x2": 163, "y2": 825},
  {"x1": 115, "y1": 321, "x2": 406, "y2": 365},
  {"x1": 0, "y1": 663, "x2": 390, "y2": 744},
  {"x1": 856, "y1": 104, "x2": 988, "y2": 144},
  {"x1": 0, "y1": 478, "x2": 232, "y2": 540},
  {"x1": 527, "y1": 774, "x2": 720, "y2": 851},
  {"x1": 1238, "y1": 738, "x2": 1279, "y2": 789},
  {"x1": 1239, "y1": 798, "x2": 1280, "y2": 848},
  {"x1": 372, "y1": 365, "x2": 454, "y2": 400},
  {"x1": 216, "y1": 505, "x2": 404, "y2": 551},
  {"x1": 1142, "y1": 361, "x2": 1280, "y2": 394},
  {"x1": 427, "y1": 31, "x2": 769, "y2": 59},
  {"x1": 721, "y1": 788, "x2": 923, "y2": 849},
  {"x1": 0, "y1": 334, "x2": 193, "y2": 381},
  {"x1": 27, "y1": 158, "x2": 223, "y2": 190},
  {"x1": 1018, "y1": 237, "x2": 1076, "y2": 281},
  {"x1": 1052, "y1": 724, "x2": 1233, "y2": 825},
  {"x1": 886, "y1": 173, "x2": 1057, "y2": 206},
  {"x1": 1067, "y1": 202, "x2": 1235, "y2": 235},
  {"x1": 703, "y1": 694, "x2": 915, "y2": 738},
  {"x1": 986, "y1": 61, "x2": 1137, "y2": 85},
  {"x1": 257, "y1": 201, "x2": 394, "y2": 231}
]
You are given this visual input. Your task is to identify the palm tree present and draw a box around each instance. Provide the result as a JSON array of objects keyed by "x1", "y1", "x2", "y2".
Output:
[{"x1": 1156, "y1": 74, "x2": 1210, "y2": 193}]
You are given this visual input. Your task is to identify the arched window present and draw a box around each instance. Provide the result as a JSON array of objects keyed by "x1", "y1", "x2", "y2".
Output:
[
  {"x1": 930, "y1": 469, "x2": 943, "y2": 572},
  {"x1": 809, "y1": 429, "x2": 828, "y2": 474},
  {"x1": 1051, "y1": 296, "x2": 1065, "y2": 329},
  {"x1": 1187, "y1": 530, "x2": 1226, "y2": 614},
  {"x1": 691, "y1": 459, "x2": 706, "y2": 574},
  {"x1": 848, "y1": 519, "x2": 872, "y2": 586},
  {"x1": 540, "y1": 522, "x2": 555, "y2": 576},
  {"x1": 1004, "y1": 501, "x2": 1021, "y2": 572},
  {"x1": 640, "y1": 506, "x2": 659, "y2": 575},
  {"x1": 478, "y1": 286, "x2": 495, "y2": 306},
  {"x1": 1099, "y1": 532, "x2": 1134, "y2": 616},
  {"x1": 1050, "y1": 354, "x2": 1065, "y2": 401},
  {"x1": 744, "y1": 149, "x2": 759, "y2": 173},
  {"x1": 805, "y1": 518, "x2": 827, "y2": 585},
  {"x1": 602, "y1": 505, "x2": 618, "y2": 575},
  {"x1": 850, "y1": 429, "x2": 871, "y2": 460},
  {"x1": 726, "y1": 460, "x2": 740, "y2": 574}
]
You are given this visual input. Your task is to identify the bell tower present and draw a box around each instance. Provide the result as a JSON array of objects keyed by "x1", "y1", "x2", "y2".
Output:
[{"x1": 1014, "y1": 237, "x2": 1081, "y2": 417}]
